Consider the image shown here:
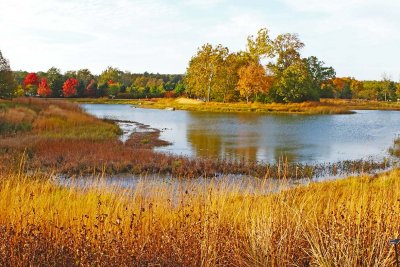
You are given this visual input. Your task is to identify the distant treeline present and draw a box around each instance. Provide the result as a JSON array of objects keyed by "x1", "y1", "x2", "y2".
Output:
[
  {"x1": 12, "y1": 68, "x2": 184, "y2": 99},
  {"x1": 9, "y1": 68, "x2": 399, "y2": 102},
  {"x1": 0, "y1": 27, "x2": 399, "y2": 102}
]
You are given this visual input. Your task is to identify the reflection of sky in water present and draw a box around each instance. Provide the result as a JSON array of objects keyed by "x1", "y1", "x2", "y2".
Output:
[{"x1": 82, "y1": 104, "x2": 400, "y2": 164}]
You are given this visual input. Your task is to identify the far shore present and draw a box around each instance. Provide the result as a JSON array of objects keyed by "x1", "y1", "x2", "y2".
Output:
[{"x1": 68, "y1": 97, "x2": 400, "y2": 115}]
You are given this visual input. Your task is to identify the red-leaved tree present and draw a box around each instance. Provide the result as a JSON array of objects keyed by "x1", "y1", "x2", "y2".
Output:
[
  {"x1": 37, "y1": 78, "x2": 52, "y2": 97},
  {"x1": 23, "y1": 73, "x2": 40, "y2": 95},
  {"x1": 23, "y1": 73, "x2": 39, "y2": 87},
  {"x1": 62, "y1": 78, "x2": 78, "y2": 97}
]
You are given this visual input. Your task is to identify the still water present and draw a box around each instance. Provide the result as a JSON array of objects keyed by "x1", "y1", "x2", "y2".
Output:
[{"x1": 82, "y1": 104, "x2": 400, "y2": 164}]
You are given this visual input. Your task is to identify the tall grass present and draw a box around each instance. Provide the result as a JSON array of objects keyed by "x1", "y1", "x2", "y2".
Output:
[
  {"x1": 32, "y1": 105, "x2": 121, "y2": 140},
  {"x1": 0, "y1": 98, "x2": 120, "y2": 139},
  {"x1": 0, "y1": 170, "x2": 399, "y2": 265},
  {"x1": 0, "y1": 107, "x2": 36, "y2": 135}
]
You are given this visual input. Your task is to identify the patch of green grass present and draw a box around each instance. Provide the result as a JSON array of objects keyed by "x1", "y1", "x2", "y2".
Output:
[
  {"x1": 140, "y1": 138, "x2": 150, "y2": 144},
  {"x1": 0, "y1": 121, "x2": 32, "y2": 135},
  {"x1": 38, "y1": 124, "x2": 121, "y2": 140}
]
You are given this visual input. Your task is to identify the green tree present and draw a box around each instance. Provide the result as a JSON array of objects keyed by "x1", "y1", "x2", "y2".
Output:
[
  {"x1": 46, "y1": 67, "x2": 64, "y2": 97},
  {"x1": 99, "y1": 66, "x2": 122, "y2": 85},
  {"x1": 247, "y1": 28, "x2": 274, "y2": 63},
  {"x1": 332, "y1": 78, "x2": 353, "y2": 99},
  {"x1": 381, "y1": 74, "x2": 390, "y2": 101},
  {"x1": 270, "y1": 33, "x2": 305, "y2": 73},
  {"x1": 304, "y1": 56, "x2": 336, "y2": 96},
  {"x1": 0, "y1": 50, "x2": 16, "y2": 98},
  {"x1": 133, "y1": 76, "x2": 147, "y2": 89},
  {"x1": 64, "y1": 70, "x2": 77, "y2": 79},
  {"x1": 76, "y1": 69, "x2": 93, "y2": 97},
  {"x1": 13, "y1": 70, "x2": 28, "y2": 85},
  {"x1": 107, "y1": 82, "x2": 121, "y2": 96},
  {"x1": 173, "y1": 81, "x2": 185, "y2": 96},
  {"x1": 146, "y1": 78, "x2": 164, "y2": 97},
  {"x1": 380, "y1": 73, "x2": 396, "y2": 101},
  {"x1": 271, "y1": 61, "x2": 317, "y2": 103},
  {"x1": 349, "y1": 79, "x2": 364, "y2": 99},
  {"x1": 120, "y1": 71, "x2": 134, "y2": 88},
  {"x1": 185, "y1": 43, "x2": 228, "y2": 102},
  {"x1": 396, "y1": 82, "x2": 400, "y2": 100}
]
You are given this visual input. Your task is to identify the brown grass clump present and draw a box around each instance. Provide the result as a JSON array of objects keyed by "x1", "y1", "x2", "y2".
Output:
[
  {"x1": 175, "y1": 97, "x2": 204, "y2": 105},
  {"x1": 0, "y1": 107, "x2": 37, "y2": 123},
  {"x1": 0, "y1": 169, "x2": 399, "y2": 265},
  {"x1": 15, "y1": 97, "x2": 83, "y2": 112},
  {"x1": 32, "y1": 105, "x2": 121, "y2": 140}
]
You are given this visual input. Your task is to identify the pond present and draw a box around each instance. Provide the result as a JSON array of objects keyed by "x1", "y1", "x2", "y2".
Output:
[{"x1": 82, "y1": 104, "x2": 400, "y2": 164}]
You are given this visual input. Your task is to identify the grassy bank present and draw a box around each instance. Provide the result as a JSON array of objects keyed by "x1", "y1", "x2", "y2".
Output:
[
  {"x1": 73, "y1": 97, "x2": 400, "y2": 114},
  {"x1": 0, "y1": 169, "x2": 399, "y2": 265}
]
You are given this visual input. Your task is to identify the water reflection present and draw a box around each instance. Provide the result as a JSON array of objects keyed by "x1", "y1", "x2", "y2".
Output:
[
  {"x1": 187, "y1": 112, "x2": 262, "y2": 161},
  {"x1": 82, "y1": 104, "x2": 400, "y2": 164}
]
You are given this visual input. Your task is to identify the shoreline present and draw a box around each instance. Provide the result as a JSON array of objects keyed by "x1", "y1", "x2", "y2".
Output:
[{"x1": 70, "y1": 97, "x2": 400, "y2": 115}]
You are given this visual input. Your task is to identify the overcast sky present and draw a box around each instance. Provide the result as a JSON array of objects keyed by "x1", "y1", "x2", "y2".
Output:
[{"x1": 1, "y1": 0, "x2": 399, "y2": 80}]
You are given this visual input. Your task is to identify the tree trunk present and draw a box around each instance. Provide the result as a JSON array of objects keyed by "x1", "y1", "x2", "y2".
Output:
[{"x1": 207, "y1": 72, "x2": 213, "y2": 102}]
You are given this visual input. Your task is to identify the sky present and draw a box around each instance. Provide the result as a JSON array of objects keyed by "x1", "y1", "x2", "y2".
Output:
[{"x1": 0, "y1": 0, "x2": 399, "y2": 80}]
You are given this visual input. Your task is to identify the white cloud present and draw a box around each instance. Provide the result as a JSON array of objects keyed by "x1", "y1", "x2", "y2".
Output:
[
  {"x1": 0, "y1": 0, "x2": 398, "y2": 79},
  {"x1": 184, "y1": 0, "x2": 227, "y2": 8},
  {"x1": 281, "y1": 0, "x2": 400, "y2": 13}
]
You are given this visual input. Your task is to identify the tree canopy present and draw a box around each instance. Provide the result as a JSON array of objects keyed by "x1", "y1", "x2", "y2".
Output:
[
  {"x1": 0, "y1": 50, "x2": 16, "y2": 98},
  {"x1": 185, "y1": 44, "x2": 229, "y2": 102},
  {"x1": 184, "y1": 28, "x2": 336, "y2": 103}
]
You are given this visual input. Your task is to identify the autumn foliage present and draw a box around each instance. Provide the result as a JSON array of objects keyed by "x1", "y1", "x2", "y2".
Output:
[
  {"x1": 62, "y1": 78, "x2": 78, "y2": 97},
  {"x1": 37, "y1": 78, "x2": 52, "y2": 97},
  {"x1": 23, "y1": 73, "x2": 39, "y2": 87},
  {"x1": 238, "y1": 62, "x2": 273, "y2": 103}
]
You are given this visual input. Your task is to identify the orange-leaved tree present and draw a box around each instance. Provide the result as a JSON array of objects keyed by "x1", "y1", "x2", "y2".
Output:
[
  {"x1": 37, "y1": 78, "x2": 52, "y2": 97},
  {"x1": 62, "y1": 78, "x2": 78, "y2": 97},
  {"x1": 237, "y1": 62, "x2": 272, "y2": 103}
]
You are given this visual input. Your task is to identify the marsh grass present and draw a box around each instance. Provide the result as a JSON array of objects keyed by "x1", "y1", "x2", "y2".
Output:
[
  {"x1": 322, "y1": 98, "x2": 400, "y2": 111},
  {"x1": 0, "y1": 106, "x2": 36, "y2": 135},
  {"x1": 389, "y1": 137, "x2": 400, "y2": 158},
  {"x1": 0, "y1": 169, "x2": 399, "y2": 265}
]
